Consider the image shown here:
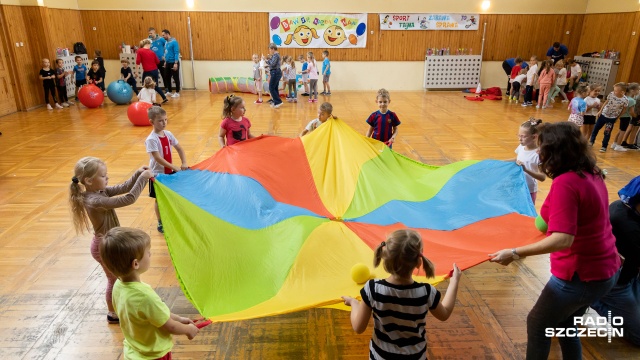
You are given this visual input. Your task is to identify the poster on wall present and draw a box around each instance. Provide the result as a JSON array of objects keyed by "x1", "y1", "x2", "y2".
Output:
[
  {"x1": 379, "y1": 14, "x2": 479, "y2": 31},
  {"x1": 269, "y1": 13, "x2": 367, "y2": 48}
]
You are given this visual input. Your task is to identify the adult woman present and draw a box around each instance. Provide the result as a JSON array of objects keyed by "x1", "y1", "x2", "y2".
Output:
[
  {"x1": 489, "y1": 122, "x2": 620, "y2": 360},
  {"x1": 135, "y1": 38, "x2": 168, "y2": 103},
  {"x1": 264, "y1": 43, "x2": 283, "y2": 108}
]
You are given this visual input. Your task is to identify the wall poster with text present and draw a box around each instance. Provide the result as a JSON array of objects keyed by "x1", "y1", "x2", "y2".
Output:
[
  {"x1": 379, "y1": 14, "x2": 479, "y2": 30},
  {"x1": 269, "y1": 13, "x2": 368, "y2": 48}
]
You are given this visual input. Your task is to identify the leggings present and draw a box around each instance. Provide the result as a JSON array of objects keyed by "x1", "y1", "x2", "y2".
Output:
[
  {"x1": 57, "y1": 85, "x2": 68, "y2": 103},
  {"x1": 165, "y1": 62, "x2": 181, "y2": 93},
  {"x1": 287, "y1": 79, "x2": 297, "y2": 98},
  {"x1": 309, "y1": 79, "x2": 318, "y2": 99},
  {"x1": 90, "y1": 236, "x2": 116, "y2": 312},
  {"x1": 43, "y1": 83, "x2": 58, "y2": 105},
  {"x1": 548, "y1": 85, "x2": 567, "y2": 103}
]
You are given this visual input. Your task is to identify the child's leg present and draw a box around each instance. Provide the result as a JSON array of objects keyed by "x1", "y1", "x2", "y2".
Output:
[
  {"x1": 558, "y1": 87, "x2": 568, "y2": 100},
  {"x1": 580, "y1": 125, "x2": 590, "y2": 139},
  {"x1": 512, "y1": 82, "x2": 520, "y2": 100},
  {"x1": 90, "y1": 236, "x2": 117, "y2": 313},
  {"x1": 547, "y1": 86, "x2": 558, "y2": 104},
  {"x1": 290, "y1": 79, "x2": 297, "y2": 98},
  {"x1": 542, "y1": 85, "x2": 550, "y2": 106},
  {"x1": 601, "y1": 118, "x2": 617, "y2": 148},
  {"x1": 304, "y1": 80, "x2": 309, "y2": 94},
  {"x1": 590, "y1": 115, "x2": 606, "y2": 144},
  {"x1": 326, "y1": 75, "x2": 331, "y2": 93},
  {"x1": 613, "y1": 118, "x2": 630, "y2": 145},
  {"x1": 44, "y1": 85, "x2": 52, "y2": 105}
]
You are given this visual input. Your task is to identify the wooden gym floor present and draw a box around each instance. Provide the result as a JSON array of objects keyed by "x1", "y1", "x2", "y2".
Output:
[{"x1": 0, "y1": 91, "x2": 638, "y2": 359}]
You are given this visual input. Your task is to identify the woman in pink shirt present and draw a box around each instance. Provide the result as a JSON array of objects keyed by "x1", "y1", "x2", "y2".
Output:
[
  {"x1": 490, "y1": 122, "x2": 620, "y2": 359},
  {"x1": 537, "y1": 60, "x2": 556, "y2": 109}
]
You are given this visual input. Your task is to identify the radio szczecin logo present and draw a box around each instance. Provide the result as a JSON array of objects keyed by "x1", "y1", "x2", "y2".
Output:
[{"x1": 545, "y1": 311, "x2": 623, "y2": 343}]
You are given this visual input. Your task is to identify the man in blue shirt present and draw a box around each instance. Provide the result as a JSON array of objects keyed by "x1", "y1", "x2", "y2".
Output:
[
  {"x1": 162, "y1": 29, "x2": 181, "y2": 97},
  {"x1": 546, "y1": 42, "x2": 568, "y2": 64},
  {"x1": 148, "y1": 27, "x2": 167, "y2": 92}
]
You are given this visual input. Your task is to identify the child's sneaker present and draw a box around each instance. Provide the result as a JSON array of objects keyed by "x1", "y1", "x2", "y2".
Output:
[
  {"x1": 326, "y1": 92, "x2": 331, "y2": 95},
  {"x1": 157, "y1": 221, "x2": 164, "y2": 233},
  {"x1": 254, "y1": 99, "x2": 263, "y2": 104},
  {"x1": 613, "y1": 145, "x2": 628, "y2": 152},
  {"x1": 599, "y1": 147, "x2": 607, "y2": 153},
  {"x1": 67, "y1": 100, "x2": 75, "y2": 105},
  {"x1": 561, "y1": 99, "x2": 569, "y2": 103},
  {"x1": 293, "y1": 99, "x2": 297, "y2": 103},
  {"x1": 55, "y1": 103, "x2": 63, "y2": 109},
  {"x1": 46, "y1": 104, "x2": 53, "y2": 110},
  {"x1": 611, "y1": 142, "x2": 618, "y2": 149},
  {"x1": 308, "y1": 99, "x2": 314, "y2": 103},
  {"x1": 312, "y1": 99, "x2": 318, "y2": 103},
  {"x1": 320, "y1": 91, "x2": 326, "y2": 95},
  {"x1": 621, "y1": 141, "x2": 629, "y2": 148},
  {"x1": 107, "y1": 312, "x2": 119, "y2": 324},
  {"x1": 62, "y1": 102, "x2": 69, "y2": 107}
]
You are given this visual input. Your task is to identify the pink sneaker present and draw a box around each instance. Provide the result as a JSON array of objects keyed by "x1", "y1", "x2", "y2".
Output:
[
  {"x1": 254, "y1": 100, "x2": 263, "y2": 104},
  {"x1": 312, "y1": 99, "x2": 318, "y2": 103},
  {"x1": 308, "y1": 99, "x2": 314, "y2": 103}
]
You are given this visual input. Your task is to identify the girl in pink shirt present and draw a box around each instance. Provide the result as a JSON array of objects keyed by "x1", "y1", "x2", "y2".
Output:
[
  {"x1": 219, "y1": 94, "x2": 254, "y2": 147},
  {"x1": 537, "y1": 60, "x2": 556, "y2": 109}
]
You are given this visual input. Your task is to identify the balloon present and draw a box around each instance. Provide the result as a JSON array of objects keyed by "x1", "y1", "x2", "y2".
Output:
[
  {"x1": 356, "y1": 22, "x2": 366, "y2": 36},
  {"x1": 77, "y1": 84, "x2": 104, "y2": 108},
  {"x1": 270, "y1": 16, "x2": 280, "y2": 30},
  {"x1": 106, "y1": 80, "x2": 133, "y2": 105},
  {"x1": 127, "y1": 101, "x2": 153, "y2": 126},
  {"x1": 348, "y1": 34, "x2": 357, "y2": 45},
  {"x1": 272, "y1": 34, "x2": 282, "y2": 46}
]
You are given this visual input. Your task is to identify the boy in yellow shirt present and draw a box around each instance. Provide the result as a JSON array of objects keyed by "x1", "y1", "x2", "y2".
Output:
[{"x1": 100, "y1": 227, "x2": 198, "y2": 359}]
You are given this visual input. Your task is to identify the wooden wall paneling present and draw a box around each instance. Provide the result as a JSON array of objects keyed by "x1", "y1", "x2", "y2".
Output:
[
  {"x1": 618, "y1": 12, "x2": 640, "y2": 82},
  {"x1": 629, "y1": 14, "x2": 640, "y2": 81},
  {"x1": 46, "y1": 8, "x2": 85, "y2": 53},
  {"x1": 0, "y1": 7, "x2": 18, "y2": 116},
  {"x1": 79, "y1": 10, "x2": 190, "y2": 60}
]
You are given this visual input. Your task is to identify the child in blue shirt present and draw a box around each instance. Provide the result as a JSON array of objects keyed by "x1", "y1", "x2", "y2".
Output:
[
  {"x1": 73, "y1": 55, "x2": 88, "y2": 99},
  {"x1": 321, "y1": 50, "x2": 331, "y2": 95},
  {"x1": 298, "y1": 54, "x2": 309, "y2": 96}
]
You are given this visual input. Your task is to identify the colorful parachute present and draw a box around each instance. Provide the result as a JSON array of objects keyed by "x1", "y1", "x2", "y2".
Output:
[{"x1": 154, "y1": 118, "x2": 543, "y2": 323}]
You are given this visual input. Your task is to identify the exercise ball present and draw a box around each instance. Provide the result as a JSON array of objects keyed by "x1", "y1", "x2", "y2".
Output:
[
  {"x1": 77, "y1": 84, "x2": 104, "y2": 108},
  {"x1": 127, "y1": 102, "x2": 153, "y2": 126},
  {"x1": 107, "y1": 80, "x2": 133, "y2": 105},
  {"x1": 535, "y1": 215, "x2": 548, "y2": 233}
]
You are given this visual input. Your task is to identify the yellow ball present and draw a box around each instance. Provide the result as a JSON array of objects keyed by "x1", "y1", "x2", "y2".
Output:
[{"x1": 351, "y1": 263, "x2": 371, "y2": 284}]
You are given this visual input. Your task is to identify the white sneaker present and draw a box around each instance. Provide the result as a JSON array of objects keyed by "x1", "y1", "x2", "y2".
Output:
[
  {"x1": 62, "y1": 102, "x2": 69, "y2": 107},
  {"x1": 274, "y1": 103, "x2": 283, "y2": 108},
  {"x1": 171, "y1": 92, "x2": 180, "y2": 98},
  {"x1": 67, "y1": 100, "x2": 75, "y2": 105},
  {"x1": 611, "y1": 143, "x2": 618, "y2": 149},
  {"x1": 536, "y1": 105, "x2": 541, "y2": 109},
  {"x1": 46, "y1": 104, "x2": 53, "y2": 110},
  {"x1": 55, "y1": 103, "x2": 63, "y2": 109},
  {"x1": 561, "y1": 99, "x2": 569, "y2": 103},
  {"x1": 613, "y1": 145, "x2": 628, "y2": 152}
]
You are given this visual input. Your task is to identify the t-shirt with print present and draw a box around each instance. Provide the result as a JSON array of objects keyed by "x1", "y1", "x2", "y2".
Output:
[
  {"x1": 322, "y1": 58, "x2": 331, "y2": 75},
  {"x1": 55, "y1": 68, "x2": 66, "y2": 87},
  {"x1": 601, "y1": 92, "x2": 629, "y2": 119},
  {"x1": 570, "y1": 97, "x2": 587, "y2": 115},
  {"x1": 305, "y1": 118, "x2": 323, "y2": 133},
  {"x1": 620, "y1": 95, "x2": 636, "y2": 118},
  {"x1": 366, "y1": 110, "x2": 401, "y2": 142},
  {"x1": 253, "y1": 63, "x2": 261, "y2": 80},
  {"x1": 515, "y1": 145, "x2": 540, "y2": 193},
  {"x1": 40, "y1": 68, "x2": 55, "y2": 87},
  {"x1": 74, "y1": 64, "x2": 87, "y2": 80},
  {"x1": 112, "y1": 280, "x2": 172, "y2": 360},
  {"x1": 145, "y1": 130, "x2": 179, "y2": 175},
  {"x1": 221, "y1": 117, "x2": 251, "y2": 146},
  {"x1": 584, "y1": 96, "x2": 601, "y2": 116}
]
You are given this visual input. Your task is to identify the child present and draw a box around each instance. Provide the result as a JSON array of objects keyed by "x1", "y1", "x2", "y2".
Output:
[
  {"x1": 100, "y1": 227, "x2": 199, "y2": 359},
  {"x1": 568, "y1": 83, "x2": 589, "y2": 132},
  {"x1": 73, "y1": 55, "x2": 87, "y2": 99},
  {"x1": 611, "y1": 82, "x2": 639, "y2": 151},
  {"x1": 622, "y1": 87, "x2": 640, "y2": 149},
  {"x1": 139, "y1": 77, "x2": 158, "y2": 105},
  {"x1": 87, "y1": 60, "x2": 105, "y2": 92},
  {"x1": 55, "y1": 58, "x2": 72, "y2": 107},
  {"x1": 283, "y1": 55, "x2": 297, "y2": 102},
  {"x1": 537, "y1": 60, "x2": 555, "y2": 109},
  {"x1": 69, "y1": 157, "x2": 153, "y2": 323},
  {"x1": 219, "y1": 94, "x2": 254, "y2": 147},
  {"x1": 252, "y1": 54, "x2": 263, "y2": 104},
  {"x1": 522, "y1": 56, "x2": 538, "y2": 107},
  {"x1": 365, "y1": 89, "x2": 401, "y2": 148},
  {"x1": 306, "y1": 52, "x2": 319, "y2": 103},
  {"x1": 300, "y1": 102, "x2": 336, "y2": 136},
  {"x1": 516, "y1": 118, "x2": 546, "y2": 203},
  {"x1": 567, "y1": 58, "x2": 582, "y2": 92},
  {"x1": 341, "y1": 229, "x2": 461, "y2": 359},
  {"x1": 547, "y1": 60, "x2": 568, "y2": 105},
  {"x1": 120, "y1": 59, "x2": 138, "y2": 95},
  {"x1": 299, "y1": 54, "x2": 309, "y2": 96},
  {"x1": 94, "y1": 49, "x2": 105, "y2": 89},
  {"x1": 510, "y1": 68, "x2": 527, "y2": 103},
  {"x1": 590, "y1": 82, "x2": 629, "y2": 152},
  {"x1": 320, "y1": 50, "x2": 331, "y2": 95},
  {"x1": 145, "y1": 106, "x2": 188, "y2": 233},
  {"x1": 583, "y1": 84, "x2": 602, "y2": 141},
  {"x1": 509, "y1": 57, "x2": 523, "y2": 97},
  {"x1": 39, "y1": 58, "x2": 63, "y2": 110}
]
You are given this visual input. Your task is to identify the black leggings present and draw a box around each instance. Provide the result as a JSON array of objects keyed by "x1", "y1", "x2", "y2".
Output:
[
  {"x1": 165, "y1": 62, "x2": 181, "y2": 93},
  {"x1": 57, "y1": 85, "x2": 68, "y2": 103},
  {"x1": 44, "y1": 83, "x2": 58, "y2": 104},
  {"x1": 502, "y1": 61, "x2": 512, "y2": 94}
]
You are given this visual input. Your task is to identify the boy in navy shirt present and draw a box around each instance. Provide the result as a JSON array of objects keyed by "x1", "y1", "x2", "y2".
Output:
[
  {"x1": 120, "y1": 59, "x2": 138, "y2": 95},
  {"x1": 366, "y1": 89, "x2": 401, "y2": 148}
]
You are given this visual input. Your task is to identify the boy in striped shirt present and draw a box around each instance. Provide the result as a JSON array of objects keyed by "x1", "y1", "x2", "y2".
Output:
[{"x1": 366, "y1": 89, "x2": 401, "y2": 148}]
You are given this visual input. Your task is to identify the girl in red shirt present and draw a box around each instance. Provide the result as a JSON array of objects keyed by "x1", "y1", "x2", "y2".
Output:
[{"x1": 219, "y1": 94, "x2": 254, "y2": 147}]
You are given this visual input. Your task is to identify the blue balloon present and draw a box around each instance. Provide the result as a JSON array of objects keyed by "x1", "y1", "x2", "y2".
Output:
[
  {"x1": 356, "y1": 22, "x2": 366, "y2": 36},
  {"x1": 106, "y1": 80, "x2": 133, "y2": 105},
  {"x1": 272, "y1": 34, "x2": 282, "y2": 46}
]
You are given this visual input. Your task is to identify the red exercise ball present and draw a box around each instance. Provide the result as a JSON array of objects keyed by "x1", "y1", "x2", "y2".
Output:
[
  {"x1": 127, "y1": 102, "x2": 153, "y2": 126},
  {"x1": 77, "y1": 84, "x2": 104, "y2": 108}
]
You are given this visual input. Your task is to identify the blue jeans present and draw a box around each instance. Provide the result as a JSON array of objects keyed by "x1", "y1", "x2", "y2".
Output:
[
  {"x1": 142, "y1": 69, "x2": 167, "y2": 101},
  {"x1": 526, "y1": 270, "x2": 619, "y2": 360},
  {"x1": 591, "y1": 276, "x2": 640, "y2": 346},
  {"x1": 269, "y1": 70, "x2": 282, "y2": 105},
  {"x1": 589, "y1": 115, "x2": 617, "y2": 148}
]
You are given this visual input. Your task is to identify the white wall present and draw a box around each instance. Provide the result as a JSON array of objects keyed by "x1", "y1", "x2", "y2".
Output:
[{"x1": 585, "y1": 0, "x2": 640, "y2": 13}]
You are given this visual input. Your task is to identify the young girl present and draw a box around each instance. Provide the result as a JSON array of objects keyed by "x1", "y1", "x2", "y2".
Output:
[
  {"x1": 55, "y1": 58, "x2": 72, "y2": 107},
  {"x1": 94, "y1": 49, "x2": 105, "y2": 90},
  {"x1": 138, "y1": 77, "x2": 158, "y2": 105},
  {"x1": 611, "y1": 82, "x2": 639, "y2": 151},
  {"x1": 39, "y1": 58, "x2": 63, "y2": 110},
  {"x1": 252, "y1": 54, "x2": 263, "y2": 104},
  {"x1": 583, "y1": 84, "x2": 602, "y2": 141},
  {"x1": 69, "y1": 157, "x2": 153, "y2": 323},
  {"x1": 516, "y1": 118, "x2": 546, "y2": 203},
  {"x1": 306, "y1": 51, "x2": 319, "y2": 103},
  {"x1": 87, "y1": 60, "x2": 105, "y2": 92},
  {"x1": 547, "y1": 60, "x2": 568, "y2": 105},
  {"x1": 537, "y1": 60, "x2": 556, "y2": 109},
  {"x1": 299, "y1": 54, "x2": 309, "y2": 96},
  {"x1": 568, "y1": 83, "x2": 589, "y2": 133},
  {"x1": 282, "y1": 56, "x2": 297, "y2": 102},
  {"x1": 300, "y1": 102, "x2": 336, "y2": 136},
  {"x1": 341, "y1": 229, "x2": 461, "y2": 359},
  {"x1": 219, "y1": 94, "x2": 254, "y2": 147},
  {"x1": 510, "y1": 68, "x2": 527, "y2": 103}
]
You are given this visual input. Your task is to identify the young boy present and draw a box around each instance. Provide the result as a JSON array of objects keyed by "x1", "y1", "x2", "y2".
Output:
[
  {"x1": 100, "y1": 227, "x2": 199, "y2": 360},
  {"x1": 591, "y1": 82, "x2": 630, "y2": 152},
  {"x1": 365, "y1": 89, "x2": 401, "y2": 148},
  {"x1": 522, "y1": 56, "x2": 538, "y2": 107},
  {"x1": 145, "y1": 106, "x2": 188, "y2": 233},
  {"x1": 321, "y1": 50, "x2": 331, "y2": 95},
  {"x1": 72, "y1": 56, "x2": 87, "y2": 100},
  {"x1": 120, "y1": 59, "x2": 138, "y2": 95},
  {"x1": 87, "y1": 60, "x2": 105, "y2": 92}
]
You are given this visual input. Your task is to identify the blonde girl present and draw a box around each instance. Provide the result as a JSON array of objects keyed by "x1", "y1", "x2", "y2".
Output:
[
  {"x1": 252, "y1": 54, "x2": 263, "y2": 104},
  {"x1": 583, "y1": 84, "x2": 602, "y2": 140},
  {"x1": 138, "y1": 77, "x2": 158, "y2": 104},
  {"x1": 341, "y1": 229, "x2": 461, "y2": 359},
  {"x1": 306, "y1": 51, "x2": 319, "y2": 103},
  {"x1": 300, "y1": 102, "x2": 337, "y2": 136},
  {"x1": 516, "y1": 118, "x2": 546, "y2": 203},
  {"x1": 537, "y1": 60, "x2": 556, "y2": 109},
  {"x1": 568, "y1": 83, "x2": 589, "y2": 133},
  {"x1": 547, "y1": 60, "x2": 568, "y2": 105},
  {"x1": 69, "y1": 157, "x2": 153, "y2": 323},
  {"x1": 282, "y1": 55, "x2": 297, "y2": 102},
  {"x1": 219, "y1": 94, "x2": 254, "y2": 147}
]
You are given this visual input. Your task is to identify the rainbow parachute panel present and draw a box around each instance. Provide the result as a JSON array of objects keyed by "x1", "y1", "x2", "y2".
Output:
[{"x1": 154, "y1": 119, "x2": 543, "y2": 323}]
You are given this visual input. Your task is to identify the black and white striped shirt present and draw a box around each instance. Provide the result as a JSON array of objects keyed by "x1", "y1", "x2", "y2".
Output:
[{"x1": 361, "y1": 279, "x2": 441, "y2": 360}]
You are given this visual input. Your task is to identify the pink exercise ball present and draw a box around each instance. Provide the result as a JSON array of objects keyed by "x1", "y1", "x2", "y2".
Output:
[
  {"x1": 127, "y1": 102, "x2": 153, "y2": 126},
  {"x1": 77, "y1": 84, "x2": 104, "y2": 108}
]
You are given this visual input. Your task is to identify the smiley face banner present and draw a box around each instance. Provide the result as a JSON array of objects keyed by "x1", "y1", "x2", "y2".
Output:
[{"x1": 269, "y1": 13, "x2": 367, "y2": 48}]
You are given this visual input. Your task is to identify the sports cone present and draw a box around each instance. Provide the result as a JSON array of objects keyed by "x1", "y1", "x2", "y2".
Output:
[{"x1": 475, "y1": 82, "x2": 482, "y2": 94}]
